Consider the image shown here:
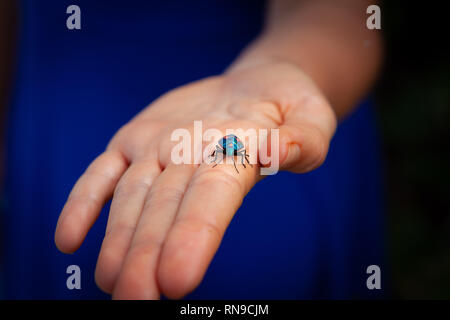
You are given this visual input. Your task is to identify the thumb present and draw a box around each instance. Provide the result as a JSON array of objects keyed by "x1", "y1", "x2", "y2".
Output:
[{"x1": 277, "y1": 95, "x2": 337, "y2": 173}]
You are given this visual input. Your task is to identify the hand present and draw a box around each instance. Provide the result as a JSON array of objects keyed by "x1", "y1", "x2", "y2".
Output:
[{"x1": 54, "y1": 61, "x2": 337, "y2": 299}]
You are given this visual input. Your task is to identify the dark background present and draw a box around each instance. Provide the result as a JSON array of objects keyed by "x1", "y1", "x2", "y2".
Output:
[{"x1": 376, "y1": 2, "x2": 450, "y2": 298}]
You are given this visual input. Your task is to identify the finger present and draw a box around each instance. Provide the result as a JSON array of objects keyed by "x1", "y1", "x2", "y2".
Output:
[
  {"x1": 95, "y1": 159, "x2": 161, "y2": 294},
  {"x1": 277, "y1": 94, "x2": 337, "y2": 173},
  {"x1": 157, "y1": 164, "x2": 258, "y2": 299},
  {"x1": 55, "y1": 151, "x2": 128, "y2": 254},
  {"x1": 112, "y1": 164, "x2": 196, "y2": 300}
]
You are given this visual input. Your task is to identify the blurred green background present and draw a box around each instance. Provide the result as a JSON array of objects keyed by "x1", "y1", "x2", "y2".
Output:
[{"x1": 376, "y1": 2, "x2": 450, "y2": 299}]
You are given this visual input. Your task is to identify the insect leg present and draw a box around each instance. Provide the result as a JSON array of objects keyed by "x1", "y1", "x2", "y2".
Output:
[
  {"x1": 244, "y1": 150, "x2": 253, "y2": 167},
  {"x1": 232, "y1": 156, "x2": 239, "y2": 173},
  {"x1": 237, "y1": 151, "x2": 246, "y2": 168},
  {"x1": 210, "y1": 145, "x2": 222, "y2": 165}
]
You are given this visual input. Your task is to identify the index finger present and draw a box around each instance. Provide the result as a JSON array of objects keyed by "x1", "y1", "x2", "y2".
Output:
[{"x1": 156, "y1": 162, "x2": 259, "y2": 299}]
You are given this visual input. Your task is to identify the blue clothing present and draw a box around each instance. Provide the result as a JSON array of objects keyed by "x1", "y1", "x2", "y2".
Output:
[{"x1": 2, "y1": 0, "x2": 386, "y2": 299}]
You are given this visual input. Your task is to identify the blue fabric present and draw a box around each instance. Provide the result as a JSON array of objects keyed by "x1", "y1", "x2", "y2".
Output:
[{"x1": 2, "y1": 0, "x2": 386, "y2": 299}]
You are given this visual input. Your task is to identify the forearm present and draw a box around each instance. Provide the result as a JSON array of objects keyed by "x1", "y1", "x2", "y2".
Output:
[{"x1": 228, "y1": 0, "x2": 383, "y2": 118}]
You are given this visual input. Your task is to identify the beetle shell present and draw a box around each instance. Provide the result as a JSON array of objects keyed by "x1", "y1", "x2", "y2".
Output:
[{"x1": 219, "y1": 134, "x2": 244, "y2": 156}]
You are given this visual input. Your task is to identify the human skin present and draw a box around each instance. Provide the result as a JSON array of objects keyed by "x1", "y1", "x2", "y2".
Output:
[{"x1": 53, "y1": 0, "x2": 383, "y2": 299}]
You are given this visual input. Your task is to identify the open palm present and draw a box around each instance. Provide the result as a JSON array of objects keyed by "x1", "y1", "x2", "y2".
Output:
[{"x1": 54, "y1": 62, "x2": 337, "y2": 299}]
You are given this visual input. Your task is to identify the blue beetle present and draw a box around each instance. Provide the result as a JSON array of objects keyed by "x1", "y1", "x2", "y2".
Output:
[{"x1": 210, "y1": 134, "x2": 252, "y2": 173}]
